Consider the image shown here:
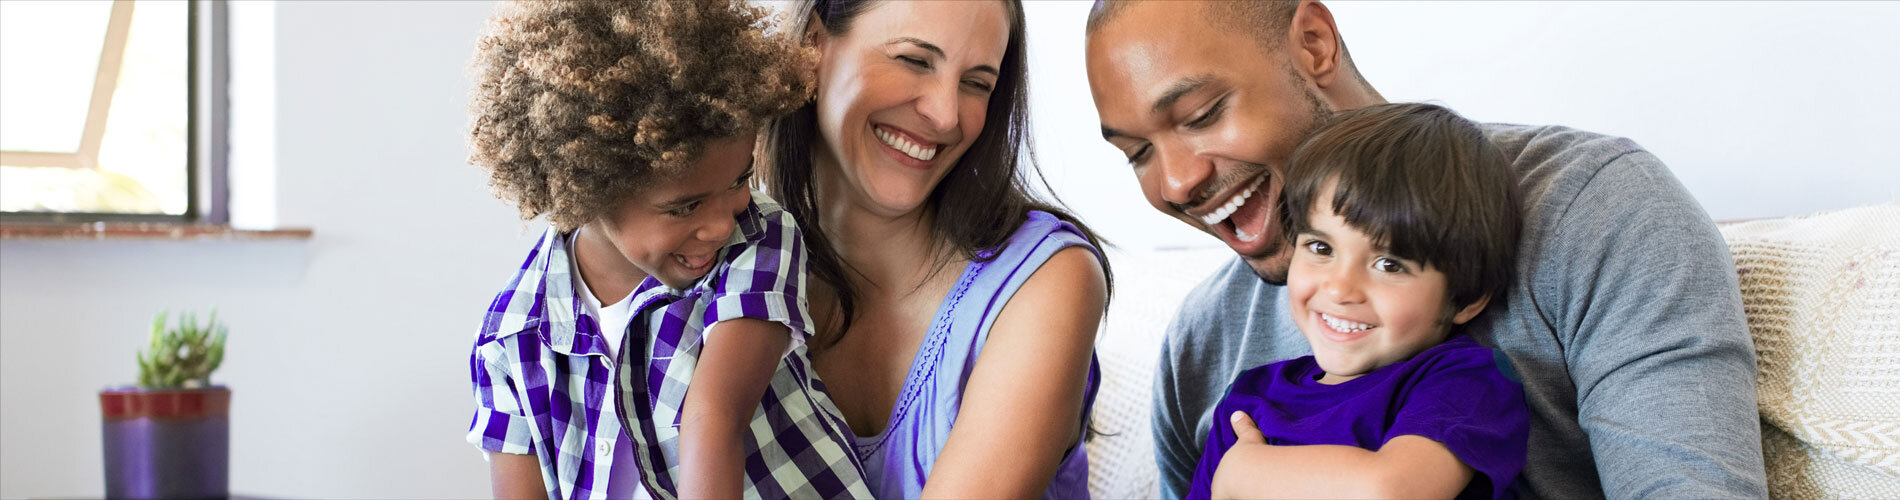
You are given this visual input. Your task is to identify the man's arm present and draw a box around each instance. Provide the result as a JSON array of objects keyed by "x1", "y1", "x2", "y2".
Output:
[
  {"x1": 1549, "y1": 152, "x2": 1766, "y2": 497},
  {"x1": 1153, "y1": 329, "x2": 1201, "y2": 500},
  {"x1": 677, "y1": 318, "x2": 792, "y2": 499}
]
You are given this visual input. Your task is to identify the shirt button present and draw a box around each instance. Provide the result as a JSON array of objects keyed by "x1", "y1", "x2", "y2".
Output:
[{"x1": 597, "y1": 438, "x2": 612, "y2": 459}]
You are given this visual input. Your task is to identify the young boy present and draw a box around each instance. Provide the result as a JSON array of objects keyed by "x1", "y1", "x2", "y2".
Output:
[
  {"x1": 1187, "y1": 103, "x2": 1530, "y2": 500},
  {"x1": 463, "y1": 2, "x2": 866, "y2": 499}
]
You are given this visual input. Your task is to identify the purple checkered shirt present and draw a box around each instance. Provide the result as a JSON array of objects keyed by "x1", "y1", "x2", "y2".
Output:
[
  {"x1": 612, "y1": 193, "x2": 870, "y2": 499},
  {"x1": 468, "y1": 192, "x2": 867, "y2": 500}
]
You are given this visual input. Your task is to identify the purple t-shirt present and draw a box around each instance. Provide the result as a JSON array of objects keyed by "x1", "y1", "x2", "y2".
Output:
[{"x1": 1185, "y1": 334, "x2": 1528, "y2": 500}]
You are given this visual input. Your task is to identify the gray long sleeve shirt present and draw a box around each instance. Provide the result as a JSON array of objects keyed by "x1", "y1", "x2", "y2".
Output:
[{"x1": 1152, "y1": 123, "x2": 1768, "y2": 499}]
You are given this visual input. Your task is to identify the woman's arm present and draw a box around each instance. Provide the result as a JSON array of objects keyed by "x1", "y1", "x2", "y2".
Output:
[
  {"x1": 677, "y1": 318, "x2": 793, "y2": 499},
  {"x1": 1211, "y1": 412, "x2": 1473, "y2": 499},
  {"x1": 487, "y1": 451, "x2": 546, "y2": 500},
  {"x1": 918, "y1": 247, "x2": 1107, "y2": 499}
]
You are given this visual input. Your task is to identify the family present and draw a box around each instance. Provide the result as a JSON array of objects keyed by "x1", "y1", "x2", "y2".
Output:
[{"x1": 464, "y1": 1, "x2": 1765, "y2": 499}]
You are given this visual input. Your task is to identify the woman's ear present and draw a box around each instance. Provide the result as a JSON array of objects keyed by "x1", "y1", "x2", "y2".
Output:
[
  {"x1": 804, "y1": 12, "x2": 828, "y2": 49},
  {"x1": 1450, "y1": 294, "x2": 1491, "y2": 325}
]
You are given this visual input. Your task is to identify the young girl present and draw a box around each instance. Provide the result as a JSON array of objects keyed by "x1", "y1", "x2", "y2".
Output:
[
  {"x1": 1187, "y1": 103, "x2": 1530, "y2": 500},
  {"x1": 464, "y1": 2, "x2": 866, "y2": 499}
]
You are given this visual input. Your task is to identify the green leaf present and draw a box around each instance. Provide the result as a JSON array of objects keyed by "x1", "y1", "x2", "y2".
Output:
[
  {"x1": 204, "y1": 331, "x2": 226, "y2": 374},
  {"x1": 136, "y1": 353, "x2": 152, "y2": 387}
]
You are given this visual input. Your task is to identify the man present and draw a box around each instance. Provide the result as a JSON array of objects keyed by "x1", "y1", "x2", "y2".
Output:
[{"x1": 1084, "y1": 1, "x2": 1767, "y2": 498}]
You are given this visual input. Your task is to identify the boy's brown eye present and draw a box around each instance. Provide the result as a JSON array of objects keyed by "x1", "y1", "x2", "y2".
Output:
[
  {"x1": 1304, "y1": 240, "x2": 1331, "y2": 256},
  {"x1": 1373, "y1": 258, "x2": 1406, "y2": 273}
]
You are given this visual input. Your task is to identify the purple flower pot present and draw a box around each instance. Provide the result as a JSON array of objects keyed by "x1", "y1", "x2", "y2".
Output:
[{"x1": 100, "y1": 386, "x2": 230, "y2": 500}]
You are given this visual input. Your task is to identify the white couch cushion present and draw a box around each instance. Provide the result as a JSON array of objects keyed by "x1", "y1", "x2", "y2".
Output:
[{"x1": 1722, "y1": 204, "x2": 1900, "y2": 498}]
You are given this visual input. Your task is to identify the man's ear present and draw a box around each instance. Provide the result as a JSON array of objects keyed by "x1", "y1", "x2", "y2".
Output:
[
  {"x1": 1450, "y1": 293, "x2": 1492, "y2": 325},
  {"x1": 1289, "y1": 1, "x2": 1343, "y2": 89}
]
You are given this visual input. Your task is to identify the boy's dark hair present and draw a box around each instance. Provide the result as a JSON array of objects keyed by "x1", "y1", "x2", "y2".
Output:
[
  {"x1": 469, "y1": 0, "x2": 816, "y2": 232},
  {"x1": 1282, "y1": 102, "x2": 1522, "y2": 312}
]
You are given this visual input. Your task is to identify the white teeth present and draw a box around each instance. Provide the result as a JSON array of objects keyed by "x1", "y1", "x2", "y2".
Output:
[
  {"x1": 874, "y1": 126, "x2": 937, "y2": 162},
  {"x1": 1198, "y1": 175, "x2": 1268, "y2": 226},
  {"x1": 1236, "y1": 225, "x2": 1259, "y2": 242},
  {"x1": 1320, "y1": 313, "x2": 1373, "y2": 333}
]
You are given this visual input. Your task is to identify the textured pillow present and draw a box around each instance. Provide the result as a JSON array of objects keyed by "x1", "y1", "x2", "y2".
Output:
[
  {"x1": 1721, "y1": 204, "x2": 1900, "y2": 499},
  {"x1": 1086, "y1": 246, "x2": 1236, "y2": 499}
]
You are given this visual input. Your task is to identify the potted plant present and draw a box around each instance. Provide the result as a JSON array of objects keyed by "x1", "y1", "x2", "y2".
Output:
[{"x1": 100, "y1": 311, "x2": 229, "y2": 499}]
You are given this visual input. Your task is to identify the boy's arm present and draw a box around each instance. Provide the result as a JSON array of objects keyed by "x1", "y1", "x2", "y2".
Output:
[
  {"x1": 487, "y1": 452, "x2": 547, "y2": 500},
  {"x1": 677, "y1": 318, "x2": 792, "y2": 499},
  {"x1": 469, "y1": 337, "x2": 549, "y2": 498},
  {"x1": 1211, "y1": 412, "x2": 1472, "y2": 500}
]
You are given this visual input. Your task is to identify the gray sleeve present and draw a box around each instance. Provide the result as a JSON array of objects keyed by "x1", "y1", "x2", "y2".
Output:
[
  {"x1": 1152, "y1": 314, "x2": 1199, "y2": 500},
  {"x1": 1546, "y1": 152, "x2": 1767, "y2": 498}
]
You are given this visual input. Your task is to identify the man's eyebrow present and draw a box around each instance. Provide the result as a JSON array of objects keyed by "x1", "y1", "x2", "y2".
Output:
[
  {"x1": 1103, "y1": 75, "x2": 1219, "y2": 141},
  {"x1": 891, "y1": 37, "x2": 998, "y2": 77},
  {"x1": 1152, "y1": 75, "x2": 1215, "y2": 115}
]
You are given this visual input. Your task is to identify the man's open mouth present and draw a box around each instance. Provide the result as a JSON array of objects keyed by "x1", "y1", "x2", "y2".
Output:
[{"x1": 1199, "y1": 174, "x2": 1271, "y2": 243}]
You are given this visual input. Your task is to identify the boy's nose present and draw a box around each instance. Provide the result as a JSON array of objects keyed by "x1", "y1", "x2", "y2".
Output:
[{"x1": 1321, "y1": 270, "x2": 1366, "y2": 304}]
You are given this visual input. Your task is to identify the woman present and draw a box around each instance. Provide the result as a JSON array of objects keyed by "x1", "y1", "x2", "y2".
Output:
[{"x1": 764, "y1": 0, "x2": 1113, "y2": 497}]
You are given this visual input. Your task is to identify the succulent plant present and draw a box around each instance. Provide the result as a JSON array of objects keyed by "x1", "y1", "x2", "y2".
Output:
[{"x1": 137, "y1": 311, "x2": 228, "y2": 389}]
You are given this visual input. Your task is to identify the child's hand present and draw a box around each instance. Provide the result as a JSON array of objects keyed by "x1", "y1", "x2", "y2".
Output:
[
  {"x1": 1211, "y1": 411, "x2": 1271, "y2": 499},
  {"x1": 1228, "y1": 410, "x2": 1267, "y2": 446}
]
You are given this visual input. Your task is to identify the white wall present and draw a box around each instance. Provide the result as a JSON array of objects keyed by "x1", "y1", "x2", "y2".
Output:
[
  {"x1": 3, "y1": 1, "x2": 1896, "y2": 497},
  {"x1": 1027, "y1": 1, "x2": 1900, "y2": 252},
  {"x1": 1, "y1": 1, "x2": 514, "y2": 498}
]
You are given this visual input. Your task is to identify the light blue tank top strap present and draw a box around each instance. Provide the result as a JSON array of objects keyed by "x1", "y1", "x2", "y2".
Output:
[{"x1": 854, "y1": 210, "x2": 1103, "y2": 499}]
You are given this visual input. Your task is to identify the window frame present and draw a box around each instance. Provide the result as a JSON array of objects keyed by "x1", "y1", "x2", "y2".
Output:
[{"x1": 0, "y1": 0, "x2": 225, "y2": 224}]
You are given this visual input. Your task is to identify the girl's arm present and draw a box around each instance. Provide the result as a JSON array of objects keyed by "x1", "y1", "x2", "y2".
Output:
[
  {"x1": 1211, "y1": 412, "x2": 1473, "y2": 499},
  {"x1": 487, "y1": 451, "x2": 545, "y2": 500},
  {"x1": 918, "y1": 248, "x2": 1108, "y2": 499},
  {"x1": 677, "y1": 318, "x2": 792, "y2": 499}
]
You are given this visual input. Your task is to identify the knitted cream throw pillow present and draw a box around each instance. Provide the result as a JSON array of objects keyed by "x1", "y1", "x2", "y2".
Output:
[{"x1": 1722, "y1": 204, "x2": 1900, "y2": 499}]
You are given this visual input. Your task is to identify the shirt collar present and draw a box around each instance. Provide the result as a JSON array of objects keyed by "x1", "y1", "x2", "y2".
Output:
[
  {"x1": 528, "y1": 195, "x2": 768, "y2": 356},
  {"x1": 539, "y1": 229, "x2": 612, "y2": 358}
]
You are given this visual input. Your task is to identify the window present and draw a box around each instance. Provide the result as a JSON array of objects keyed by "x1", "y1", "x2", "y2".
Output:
[{"x1": 0, "y1": 0, "x2": 219, "y2": 222}]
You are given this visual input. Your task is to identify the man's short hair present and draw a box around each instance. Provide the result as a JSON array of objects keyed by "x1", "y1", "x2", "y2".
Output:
[
  {"x1": 1281, "y1": 103, "x2": 1522, "y2": 311},
  {"x1": 1087, "y1": 0, "x2": 1299, "y2": 51}
]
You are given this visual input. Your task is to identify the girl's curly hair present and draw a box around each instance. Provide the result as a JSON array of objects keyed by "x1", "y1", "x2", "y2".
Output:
[{"x1": 469, "y1": 0, "x2": 815, "y2": 231}]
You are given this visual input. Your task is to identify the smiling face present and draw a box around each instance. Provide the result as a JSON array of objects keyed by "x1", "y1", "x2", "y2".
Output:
[
  {"x1": 1287, "y1": 182, "x2": 1489, "y2": 384},
  {"x1": 593, "y1": 136, "x2": 757, "y2": 290},
  {"x1": 1087, "y1": 1, "x2": 1335, "y2": 284},
  {"x1": 810, "y1": 0, "x2": 1009, "y2": 218}
]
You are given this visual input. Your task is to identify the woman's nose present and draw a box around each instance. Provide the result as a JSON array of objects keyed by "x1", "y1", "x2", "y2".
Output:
[{"x1": 916, "y1": 78, "x2": 959, "y2": 134}]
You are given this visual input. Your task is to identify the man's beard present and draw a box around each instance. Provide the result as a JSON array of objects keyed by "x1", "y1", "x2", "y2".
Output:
[{"x1": 1246, "y1": 66, "x2": 1334, "y2": 287}]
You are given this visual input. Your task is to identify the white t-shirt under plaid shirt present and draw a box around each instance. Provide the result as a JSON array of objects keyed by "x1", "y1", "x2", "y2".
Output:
[{"x1": 468, "y1": 192, "x2": 868, "y2": 499}]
